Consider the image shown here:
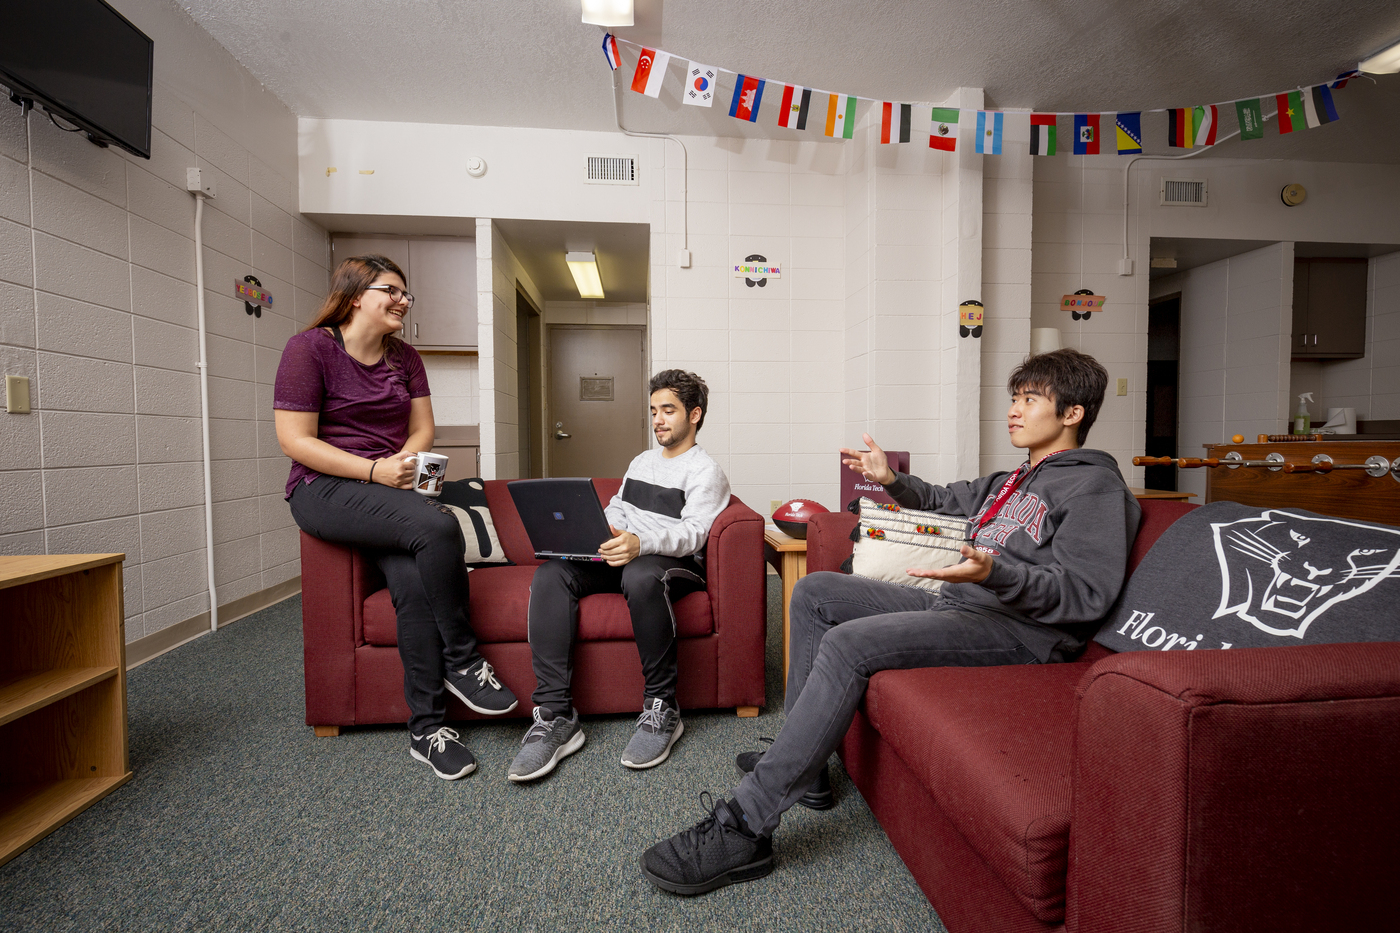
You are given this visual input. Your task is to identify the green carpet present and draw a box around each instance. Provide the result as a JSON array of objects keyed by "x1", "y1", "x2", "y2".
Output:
[{"x1": 0, "y1": 577, "x2": 945, "y2": 932}]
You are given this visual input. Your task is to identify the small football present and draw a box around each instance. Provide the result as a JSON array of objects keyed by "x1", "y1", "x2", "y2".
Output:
[{"x1": 772, "y1": 499, "x2": 830, "y2": 539}]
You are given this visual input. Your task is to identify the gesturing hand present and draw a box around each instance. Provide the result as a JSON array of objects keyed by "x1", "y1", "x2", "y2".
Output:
[
  {"x1": 906, "y1": 544, "x2": 994, "y2": 585},
  {"x1": 599, "y1": 525, "x2": 641, "y2": 567},
  {"x1": 838, "y1": 433, "x2": 896, "y2": 486}
]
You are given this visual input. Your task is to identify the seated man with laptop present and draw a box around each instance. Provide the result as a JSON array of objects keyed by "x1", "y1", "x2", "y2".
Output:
[{"x1": 507, "y1": 370, "x2": 731, "y2": 782}]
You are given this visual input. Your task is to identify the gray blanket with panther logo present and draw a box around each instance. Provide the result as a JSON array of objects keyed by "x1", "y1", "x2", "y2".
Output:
[{"x1": 1095, "y1": 500, "x2": 1400, "y2": 652}]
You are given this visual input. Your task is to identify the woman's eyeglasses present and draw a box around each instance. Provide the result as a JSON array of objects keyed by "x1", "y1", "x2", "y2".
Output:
[{"x1": 364, "y1": 284, "x2": 415, "y2": 308}]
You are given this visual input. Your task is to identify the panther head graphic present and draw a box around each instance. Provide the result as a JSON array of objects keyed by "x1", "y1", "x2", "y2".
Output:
[{"x1": 1211, "y1": 510, "x2": 1400, "y2": 638}]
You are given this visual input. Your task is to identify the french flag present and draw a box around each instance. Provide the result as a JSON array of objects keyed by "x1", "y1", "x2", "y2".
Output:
[{"x1": 602, "y1": 34, "x2": 621, "y2": 71}]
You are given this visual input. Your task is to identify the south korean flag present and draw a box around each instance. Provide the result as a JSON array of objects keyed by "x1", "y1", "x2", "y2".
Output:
[{"x1": 684, "y1": 62, "x2": 718, "y2": 107}]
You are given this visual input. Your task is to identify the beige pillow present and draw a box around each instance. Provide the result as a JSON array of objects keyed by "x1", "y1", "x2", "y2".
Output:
[{"x1": 850, "y1": 497, "x2": 973, "y2": 592}]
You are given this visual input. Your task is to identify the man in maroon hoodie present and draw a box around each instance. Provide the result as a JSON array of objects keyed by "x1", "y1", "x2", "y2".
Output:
[{"x1": 641, "y1": 348, "x2": 1142, "y2": 895}]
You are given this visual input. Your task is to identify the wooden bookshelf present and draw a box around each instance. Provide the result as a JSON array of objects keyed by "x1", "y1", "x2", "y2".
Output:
[{"x1": 0, "y1": 554, "x2": 132, "y2": 867}]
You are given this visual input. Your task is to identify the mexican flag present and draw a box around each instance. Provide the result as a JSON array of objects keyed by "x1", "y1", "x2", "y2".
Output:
[{"x1": 930, "y1": 107, "x2": 959, "y2": 151}]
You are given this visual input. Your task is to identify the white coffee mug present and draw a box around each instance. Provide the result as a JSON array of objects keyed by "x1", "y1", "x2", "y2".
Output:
[{"x1": 405, "y1": 452, "x2": 449, "y2": 496}]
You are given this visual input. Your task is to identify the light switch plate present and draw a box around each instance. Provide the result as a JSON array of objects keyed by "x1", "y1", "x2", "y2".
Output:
[
  {"x1": 771, "y1": 500, "x2": 782, "y2": 515},
  {"x1": 1117, "y1": 378, "x2": 1128, "y2": 396},
  {"x1": 6, "y1": 374, "x2": 32, "y2": 413}
]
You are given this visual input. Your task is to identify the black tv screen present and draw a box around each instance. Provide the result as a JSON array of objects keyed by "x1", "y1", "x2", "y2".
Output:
[{"x1": 0, "y1": 0, "x2": 153, "y2": 158}]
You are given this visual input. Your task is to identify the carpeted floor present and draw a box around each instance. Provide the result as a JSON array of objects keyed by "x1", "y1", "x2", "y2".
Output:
[{"x1": 0, "y1": 576, "x2": 945, "y2": 932}]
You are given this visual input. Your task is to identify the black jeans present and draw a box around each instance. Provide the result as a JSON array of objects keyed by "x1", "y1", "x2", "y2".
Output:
[
  {"x1": 733, "y1": 571, "x2": 1040, "y2": 836},
  {"x1": 527, "y1": 554, "x2": 705, "y2": 716},
  {"x1": 289, "y1": 476, "x2": 478, "y2": 736}
]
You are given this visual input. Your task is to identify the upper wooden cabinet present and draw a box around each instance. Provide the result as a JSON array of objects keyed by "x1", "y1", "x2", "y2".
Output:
[
  {"x1": 1292, "y1": 258, "x2": 1367, "y2": 359},
  {"x1": 330, "y1": 234, "x2": 478, "y2": 351}
]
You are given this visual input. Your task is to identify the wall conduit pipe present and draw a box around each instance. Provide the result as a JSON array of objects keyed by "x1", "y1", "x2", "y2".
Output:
[{"x1": 192, "y1": 191, "x2": 219, "y2": 633}]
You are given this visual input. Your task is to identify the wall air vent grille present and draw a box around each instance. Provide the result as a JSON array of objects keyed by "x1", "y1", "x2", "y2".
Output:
[
  {"x1": 1160, "y1": 178, "x2": 1207, "y2": 206},
  {"x1": 585, "y1": 155, "x2": 638, "y2": 185}
]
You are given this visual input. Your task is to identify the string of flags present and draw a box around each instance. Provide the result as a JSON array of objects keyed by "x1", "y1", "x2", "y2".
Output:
[{"x1": 605, "y1": 34, "x2": 1358, "y2": 154}]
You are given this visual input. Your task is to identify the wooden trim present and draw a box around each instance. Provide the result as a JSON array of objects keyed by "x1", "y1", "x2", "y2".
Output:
[
  {"x1": 0, "y1": 554, "x2": 125, "y2": 590},
  {"x1": 125, "y1": 577, "x2": 303, "y2": 670}
]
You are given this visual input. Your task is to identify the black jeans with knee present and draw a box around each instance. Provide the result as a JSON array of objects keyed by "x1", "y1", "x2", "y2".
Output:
[
  {"x1": 289, "y1": 476, "x2": 479, "y2": 736},
  {"x1": 527, "y1": 554, "x2": 705, "y2": 716}
]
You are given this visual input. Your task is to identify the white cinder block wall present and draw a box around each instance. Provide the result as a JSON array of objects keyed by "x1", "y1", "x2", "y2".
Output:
[{"x1": 0, "y1": 0, "x2": 329, "y2": 647}]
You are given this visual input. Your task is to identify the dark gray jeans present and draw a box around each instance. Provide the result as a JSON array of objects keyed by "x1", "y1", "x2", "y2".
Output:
[{"x1": 733, "y1": 571, "x2": 1038, "y2": 836}]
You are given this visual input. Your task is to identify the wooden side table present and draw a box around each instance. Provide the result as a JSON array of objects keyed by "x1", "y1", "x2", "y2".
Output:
[
  {"x1": 0, "y1": 554, "x2": 132, "y2": 867},
  {"x1": 763, "y1": 527, "x2": 808, "y2": 695}
]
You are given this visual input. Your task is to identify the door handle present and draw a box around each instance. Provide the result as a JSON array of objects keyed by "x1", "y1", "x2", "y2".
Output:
[{"x1": 554, "y1": 421, "x2": 571, "y2": 440}]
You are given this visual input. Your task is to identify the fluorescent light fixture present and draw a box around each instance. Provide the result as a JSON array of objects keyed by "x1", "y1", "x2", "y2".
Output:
[
  {"x1": 1360, "y1": 37, "x2": 1400, "y2": 73},
  {"x1": 581, "y1": 0, "x2": 633, "y2": 27},
  {"x1": 566, "y1": 251, "x2": 605, "y2": 299}
]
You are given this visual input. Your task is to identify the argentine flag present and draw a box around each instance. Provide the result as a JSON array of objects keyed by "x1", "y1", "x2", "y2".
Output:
[{"x1": 975, "y1": 111, "x2": 1003, "y2": 155}]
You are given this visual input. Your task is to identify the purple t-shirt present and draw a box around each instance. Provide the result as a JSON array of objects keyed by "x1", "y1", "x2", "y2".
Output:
[{"x1": 273, "y1": 328, "x2": 431, "y2": 498}]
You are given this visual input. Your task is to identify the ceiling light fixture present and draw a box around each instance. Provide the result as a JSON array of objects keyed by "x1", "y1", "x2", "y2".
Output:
[
  {"x1": 566, "y1": 251, "x2": 605, "y2": 299},
  {"x1": 580, "y1": 0, "x2": 633, "y2": 27},
  {"x1": 1360, "y1": 37, "x2": 1400, "y2": 74}
]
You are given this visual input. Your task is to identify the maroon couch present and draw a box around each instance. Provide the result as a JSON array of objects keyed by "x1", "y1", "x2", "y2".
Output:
[
  {"x1": 299, "y1": 479, "x2": 766, "y2": 735},
  {"x1": 807, "y1": 500, "x2": 1400, "y2": 933}
]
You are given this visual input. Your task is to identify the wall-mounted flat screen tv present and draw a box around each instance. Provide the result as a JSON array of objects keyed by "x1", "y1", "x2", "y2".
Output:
[{"x1": 0, "y1": 0, "x2": 153, "y2": 159}]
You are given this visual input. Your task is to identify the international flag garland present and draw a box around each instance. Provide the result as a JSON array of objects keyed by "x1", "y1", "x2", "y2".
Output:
[
  {"x1": 730, "y1": 75, "x2": 766, "y2": 122},
  {"x1": 779, "y1": 85, "x2": 812, "y2": 129},
  {"x1": 930, "y1": 107, "x2": 959, "y2": 151},
  {"x1": 1114, "y1": 112, "x2": 1142, "y2": 154},
  {"x1": 1029, "y1": 114, "x2": 1056, "y2": 155},
  {"x1": 598, "y1": 35, "x2": 1350, "y2": 153},
  {"x1": 881, "y1": 102, "x2": 912, "y2": 144},
  {"x1": 975, "y1": 111, "x2": 1003, "y2": 154}
]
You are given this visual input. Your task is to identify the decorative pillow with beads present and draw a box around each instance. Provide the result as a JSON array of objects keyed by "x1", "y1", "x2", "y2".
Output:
[{"x1": 849, "y1": 497, "x2": 973, "y2": 592}]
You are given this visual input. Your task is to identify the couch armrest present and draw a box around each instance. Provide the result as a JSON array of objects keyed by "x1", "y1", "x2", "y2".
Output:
[
  {"x1": 298, "y1": 531, "x2": 362, "y2": 727},
  {"x1": 707, "y1": 496, "x2": 766, "y2": 708},
  {"x1": 1068, "y1": 642, "x2": 1400, "y2": 933},
  {"x1": 807, "y1": 511, "x2": 858, "y2": 574}
]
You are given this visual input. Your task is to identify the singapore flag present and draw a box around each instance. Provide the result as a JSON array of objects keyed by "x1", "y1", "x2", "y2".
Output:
[
  {"x1": 630, "y1": 47, "x2": 671, "y2": 98},
  {"x1": 684, "y1": 62, "x2": 717, "y2": 107}
]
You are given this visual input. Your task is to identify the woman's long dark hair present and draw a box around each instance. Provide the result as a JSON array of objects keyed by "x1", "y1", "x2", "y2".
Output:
[{"x1": 306, "y1": 254, "x2": 408, "y2": 368}]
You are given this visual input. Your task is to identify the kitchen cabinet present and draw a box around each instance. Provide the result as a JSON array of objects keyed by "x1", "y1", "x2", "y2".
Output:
[
  {"x1": 330, "y1": 234, "x2": 478, "y2": 351},
  {"x1": 1292, "y1": 258, "x2": 1367, "y2": 359}
]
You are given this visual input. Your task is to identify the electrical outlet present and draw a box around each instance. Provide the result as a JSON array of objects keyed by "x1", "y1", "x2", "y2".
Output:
[
  {"x1": 1117, "y1": 378, "x2": 1128, "y2": 396},
  {"x1": 770, "y1": 499, "x2": 782, "y2": 515},
  {"x1": 6, "y1": 375, "x2": 32, "y2": 413}
]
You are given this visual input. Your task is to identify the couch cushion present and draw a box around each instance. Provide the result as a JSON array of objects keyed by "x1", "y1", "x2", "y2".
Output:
[
  {"x1": 361, "y1": 564, "x2": 714, "y2": 647},
  {"x1": 864, "y1": 660, "x2": 1092, "y2": 923}
]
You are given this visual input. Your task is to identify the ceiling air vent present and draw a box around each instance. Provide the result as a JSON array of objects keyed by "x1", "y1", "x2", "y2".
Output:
[
  {"x1": 1160, "y1": 178, "x2": 1207, "y2": 207},
  {"x1": 585, "y1": 155, "x2": 639, "y2": 185}
]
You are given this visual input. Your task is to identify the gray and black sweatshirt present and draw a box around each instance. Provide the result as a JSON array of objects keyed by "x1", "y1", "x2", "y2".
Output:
[
  {"x1": 605, "y1": 445, "x2": 731, "y2": 560},
  {"x1": 884, "y1": 448, "x2": 1141, "y2": 660}
]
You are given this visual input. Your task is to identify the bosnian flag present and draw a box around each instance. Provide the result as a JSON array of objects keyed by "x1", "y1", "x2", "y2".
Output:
[
  {"x1": 880, "y1": 102, "x2": 911, "y2": 143},
  {"x1": 975, "y1": 111, "x2": 1003, "y2": 154},
  {"x1": 1114, "y1": 112, "x2": 1143, "y2": 154},
  {"x1": 778, "y1": 84, "x2": 813, "y2": 129},
  {"x1": 1030, "y1": 114, "x2": 1056, "y2": 155},
  {"x1": 630, "y1": 48, "x2": 671, "y2": 98},
  {"x1": 602, "y1": 34, "x2": 621, "y2": 71},
  {"x1": 729, "y1": 75, "x2": 766, "y2": 122},
  {"x1": 1073, "y1": 113, "x2": 1100, "y2": 155},
  {"x1": 683, "y1": 62, "x2": 717, "y2": 107}
]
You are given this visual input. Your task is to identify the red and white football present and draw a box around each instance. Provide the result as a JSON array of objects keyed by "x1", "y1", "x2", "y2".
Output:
[{"x1": 772, "y1": 499, "x2": 830, "y2": 539}]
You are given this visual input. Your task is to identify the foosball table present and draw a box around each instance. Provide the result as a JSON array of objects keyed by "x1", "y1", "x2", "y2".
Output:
[{"x1": 1135, "y1": 436, "x2": 1400, "y2": 526}]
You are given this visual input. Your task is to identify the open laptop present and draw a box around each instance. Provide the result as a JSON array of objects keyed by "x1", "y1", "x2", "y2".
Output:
[{"x1": 508, "y1": 478, "x2": 616, "y2": 561}]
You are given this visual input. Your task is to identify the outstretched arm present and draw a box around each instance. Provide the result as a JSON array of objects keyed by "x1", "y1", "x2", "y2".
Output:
[{"x1": 839, "y1": 432, "x2": 896, "y2": 486}]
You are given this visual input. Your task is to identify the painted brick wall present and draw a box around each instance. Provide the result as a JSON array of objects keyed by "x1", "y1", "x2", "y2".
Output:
[{"x1": 0, "y1": 0, "x2": 329, "y2": 643}]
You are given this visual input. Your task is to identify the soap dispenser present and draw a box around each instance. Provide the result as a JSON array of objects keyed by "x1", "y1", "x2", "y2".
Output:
[{"x1": 1293, "y1": 392, "x2": 1314, "y2": 435}]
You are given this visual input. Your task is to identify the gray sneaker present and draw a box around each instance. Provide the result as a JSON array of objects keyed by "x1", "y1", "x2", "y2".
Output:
[
  {"x1": 508, "y1": 707, "x2": 585, "y2": 783},
  {"x1": 621, "y1": 698, "x2": 684, "y2": 770}
]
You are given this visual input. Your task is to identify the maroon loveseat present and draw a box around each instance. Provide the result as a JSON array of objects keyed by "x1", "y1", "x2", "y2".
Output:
[
  {"x1": 299, "y1": 479, "x2": 766, "y2": 735},
  {"x1": 807, "y1": 500, "x2": 1400, "y2": 932}
]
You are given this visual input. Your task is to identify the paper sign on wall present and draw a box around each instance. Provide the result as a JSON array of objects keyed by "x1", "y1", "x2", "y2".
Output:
[{"x1": 235, "y1": 279, "x2": 274, "y2": 309}]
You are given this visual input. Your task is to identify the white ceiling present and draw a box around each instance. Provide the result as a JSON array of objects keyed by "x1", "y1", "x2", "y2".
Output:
[{"x1": 173, "y1": 0, "x2": 1400, "y2": 300}]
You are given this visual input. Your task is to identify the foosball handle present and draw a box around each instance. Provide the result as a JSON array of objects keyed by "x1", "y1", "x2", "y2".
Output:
[
  {"x1": 1132, "y1": 457, "x2": 1175, "y2": 466},
  {"x1": 1282, "y1": 461, "x2": 1335, "y2": 474},
  {"x1": 1176, "y1": 458, "x2": 1220, "y2": 468}
]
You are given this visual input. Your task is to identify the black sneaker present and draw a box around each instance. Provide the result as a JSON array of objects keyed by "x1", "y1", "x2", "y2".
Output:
[
  {"x1": 410, "y1": 726, "x2": 477, "y2": 780},
  {"x1": 445, "y1": 657, "x2": 518, "y2": 715},
  {"x1": 735, "y1": 739, "x2": 835, "y2": 811},
  {"x1": 641, "y1": 794, "x2": 774, "y2": 896}
]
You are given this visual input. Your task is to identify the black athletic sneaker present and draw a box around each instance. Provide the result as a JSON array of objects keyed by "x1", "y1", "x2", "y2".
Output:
[
  {"x1": 735, "y1": 739, "x2": 835, "y2": 811},
  {"x1": 641, "y1": 794, "x2": 774, "y2": 896},
  {"x1": 445, "y1": 656, "x2": 518, "y2": 715},
  {"x1": 410, "y1": 726, "x2": 477, "y2": 780}
]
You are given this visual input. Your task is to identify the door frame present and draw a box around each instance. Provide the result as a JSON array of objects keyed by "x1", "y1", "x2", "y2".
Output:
[{"x1": 544, "y1": 323, "x2": 649, "y2": 478}]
